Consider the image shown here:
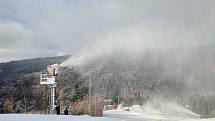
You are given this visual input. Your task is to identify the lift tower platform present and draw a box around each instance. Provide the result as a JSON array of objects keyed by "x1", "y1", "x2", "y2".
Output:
[{"x1": 40, "y1": 64, "x2": 60, "y2": 114}]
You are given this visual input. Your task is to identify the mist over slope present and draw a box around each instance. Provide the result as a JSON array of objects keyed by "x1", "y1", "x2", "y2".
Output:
[
  {"x1": 61, "y1": 43, "x2": 215, "y2": 117},
  {"x1": 0, "y1": 45, "x2": 215, "y2": 117},
  {"x1": 61, "y1": 25, "x2": 215, "y2": 96},
  {"x1": 60, "y1": 26, "x2": 215, "y2": 117}
]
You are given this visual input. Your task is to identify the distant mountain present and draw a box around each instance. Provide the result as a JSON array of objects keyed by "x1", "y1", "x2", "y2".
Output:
[{"x1": 0, "y1": 55, "x2": 70, "y2": 86}]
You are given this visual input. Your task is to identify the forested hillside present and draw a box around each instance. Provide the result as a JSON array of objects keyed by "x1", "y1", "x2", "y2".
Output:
[
  {"x1": 1, "y1": 44, "x2": 215, "y2": 118},
  {"x1": 0, "y1": 55, "x2": 70, "y2": 113},
  {"x1": 59, "y1": 44, "x2": 215, "y2": 117}
]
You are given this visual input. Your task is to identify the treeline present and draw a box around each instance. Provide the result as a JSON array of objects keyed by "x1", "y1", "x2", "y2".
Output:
[
  {"x1": 0, "y1": 55, "x2": 70, "y2": 113},
  {"x1": 1, "y1": 44, "x2": 215, "y2": 118}
]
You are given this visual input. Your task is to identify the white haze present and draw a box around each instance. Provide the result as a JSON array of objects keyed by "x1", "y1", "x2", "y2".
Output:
[
  {"x1": 60, "y1": 19, "x2": 215, "y2": 118},
  {"x1": 61, "y1": 22, "x2": 211, "y2": 67}
]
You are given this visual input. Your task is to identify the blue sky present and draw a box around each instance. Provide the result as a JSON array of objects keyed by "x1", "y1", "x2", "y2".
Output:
[{"x1": 0, "y1": 0, "x2": 214, "y2": 62}]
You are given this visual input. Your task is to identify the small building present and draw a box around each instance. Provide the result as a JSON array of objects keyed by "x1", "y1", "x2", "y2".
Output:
[{"x1": 103, "y1": 99, "x2": 117, "y2": 110}]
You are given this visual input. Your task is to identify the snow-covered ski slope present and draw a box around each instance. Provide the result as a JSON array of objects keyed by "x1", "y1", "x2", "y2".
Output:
[
  {"x1": 1, "y1": 108, "x2": 215, "y2": 121},
  {"x1": 103, "y1": 105, "x2": 215, "y2": 121},
  {"x1": 0, "y1": 104, "x2": 214, "y2": 121},
  {"x1": 0, "y1": 113, "x2": 214, "y2": 121},
  {"x1": 0, "y1": 114, "x2": 119, "y2": 121}
]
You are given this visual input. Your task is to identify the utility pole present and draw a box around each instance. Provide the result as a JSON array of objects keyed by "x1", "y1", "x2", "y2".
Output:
[{"x1": 88, "y1": 65, "x2": 91, "y2": 115}]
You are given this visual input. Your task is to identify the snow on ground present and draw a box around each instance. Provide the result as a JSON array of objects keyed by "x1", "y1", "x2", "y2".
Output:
[
  {"x1": 0, "y1": 105, "x2": 215, "y2": 121},
  {"x1": 0, "y1": 113, "x2": 214, "y2": 121},
  {"x1": 104, "y1": 109, "x2": 173, "y2": 121},
  {"x1": 103, "y1": 105, "x2": 215, "y2": 121},
  {"x1": 181, "y1": 119, "x2": 215, "y2": 121},
  {"x1": 103, "y1": 109, "x2": 215, "y2": 121},
  {"x1": 0, "y1": 114, "x2": 119, "y2": 121}
]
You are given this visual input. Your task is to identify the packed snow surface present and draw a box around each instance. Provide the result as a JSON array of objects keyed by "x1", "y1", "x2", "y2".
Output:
[
  {"x1": 0, "y1": 114, "x2": 214, "y2": 121},
  {"x1": 1, "y1": 106, "x2": 215, "y2": 121},
  {"x1": 0, "y1": 114, "x2": 119, "y2": 121},
  {"x1": 0, "y1": 113, "x2": 214, "y2": 121}
]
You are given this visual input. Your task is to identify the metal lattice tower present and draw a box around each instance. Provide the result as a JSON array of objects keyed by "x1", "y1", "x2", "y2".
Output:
[{"x1": 40, "y1": 64, "x2": 59, "y2": 114}]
